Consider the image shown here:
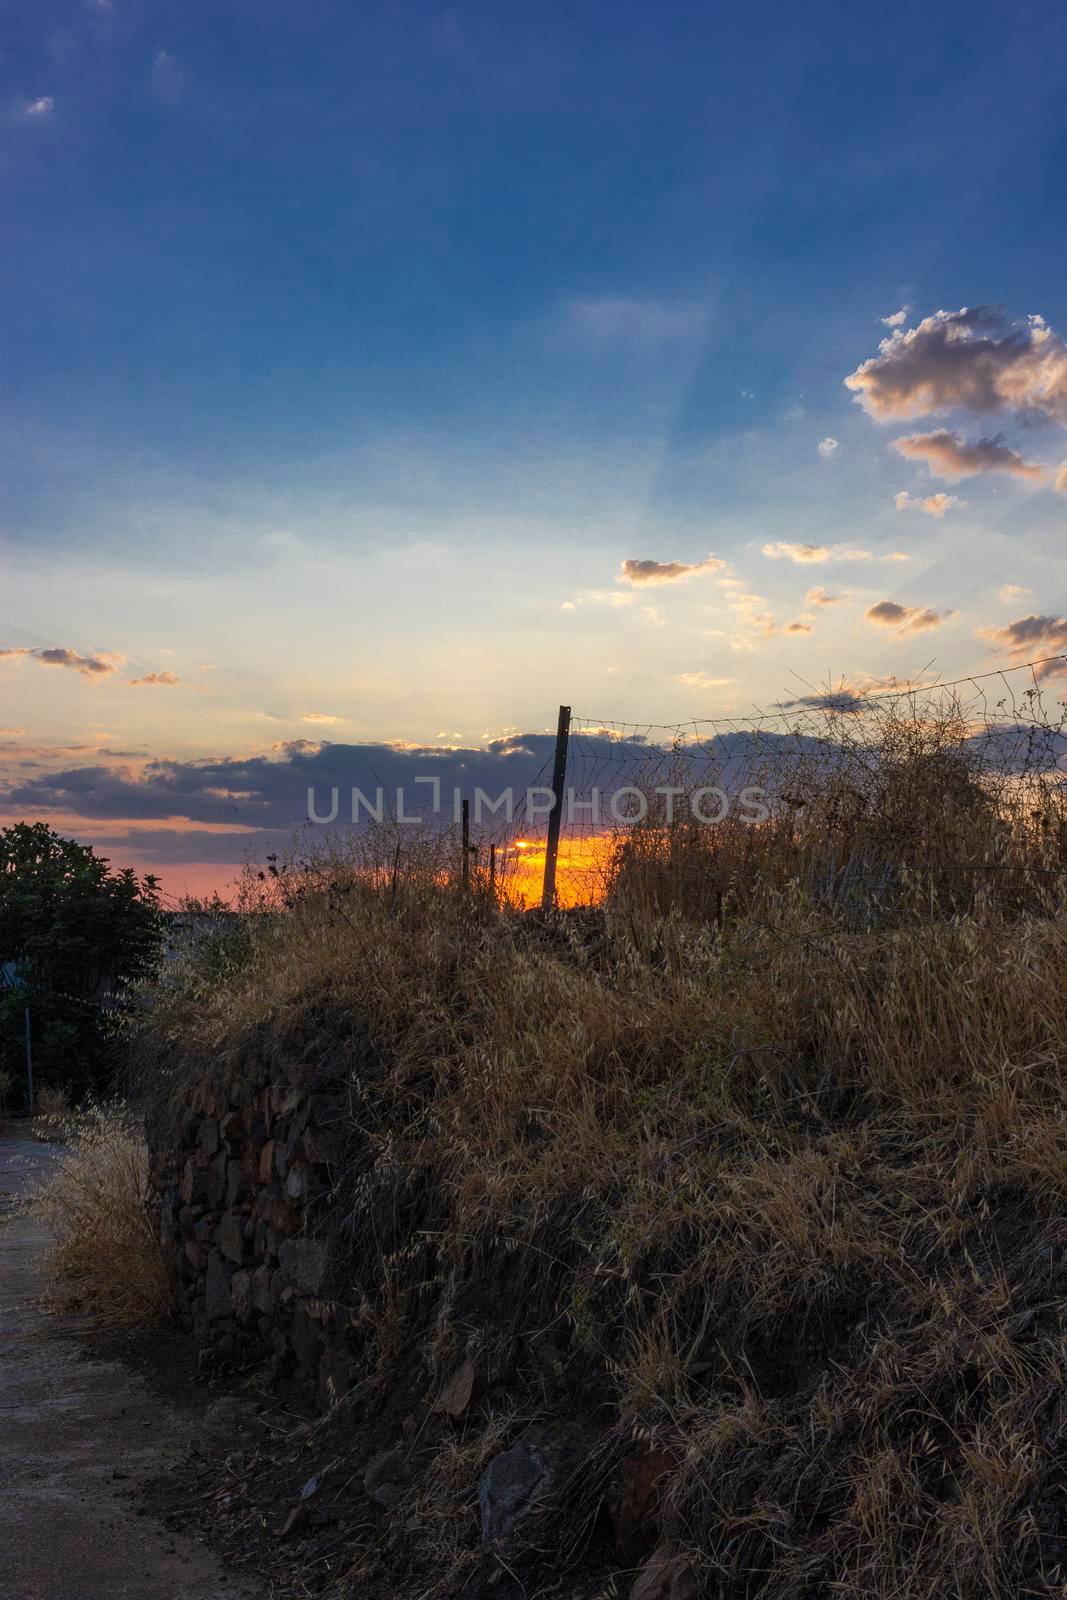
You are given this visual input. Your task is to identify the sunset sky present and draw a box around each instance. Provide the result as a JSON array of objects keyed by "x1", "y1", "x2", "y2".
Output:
[{"x1": 3, "y1": 0, "x2": 1067, "y2": 897}]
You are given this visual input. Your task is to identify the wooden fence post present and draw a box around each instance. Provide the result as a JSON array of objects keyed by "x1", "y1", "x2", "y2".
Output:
[
  {"x1": 541, "y1": 704, "x2": 571, "y2": 911},
  {"x1": 461, "y1": 798, "x2": 471, "y2": 893}
]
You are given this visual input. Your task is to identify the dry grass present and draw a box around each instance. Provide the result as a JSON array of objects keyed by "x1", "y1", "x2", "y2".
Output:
[
  {"x1": 32, "y1": 1105, "x2": 174, "y2": 1328},
  {"x1": 132, "y1": 711, "x2": 1067, "y2": 1597}
]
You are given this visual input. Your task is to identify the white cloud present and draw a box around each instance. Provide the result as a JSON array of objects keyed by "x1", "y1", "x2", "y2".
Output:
[
  {"x1": 999, "y1": 583, "x2": 1033, "y2": 601},
  {"x1": 894, "y1": 490, "x2": 964, "y2": 517},
  {"x1": 805, "y1": 586, "x2": 851, "y2": 606},
  {"x1": 847, "y1": 306, "x2": 1067, "y2": 425},
  {"x1": 816, "y1": 437, "x2": 839, "y2": 459},
  {"x1": 25, "y1": 96, "x2": 55, "y2": 117},
  {"x1": 881, "y1": 307, "x2": 910, "y2": 328},
  {"x1": 676, "y1": 672, "x2": 734, "y2": 689}
]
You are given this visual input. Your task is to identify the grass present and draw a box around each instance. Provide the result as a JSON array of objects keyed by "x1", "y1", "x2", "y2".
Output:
[
  {"x1": 31, "y1": 1105, "x2": 174, "y2": 1329},
  {"x1": 129, "y1": 705, "x2": 1067, "y2": 1598}
]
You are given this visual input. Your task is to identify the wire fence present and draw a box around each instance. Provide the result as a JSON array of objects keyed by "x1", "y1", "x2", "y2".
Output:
[{"x1": 479, "y1": 656, "x2": 1067, "y2": 910}]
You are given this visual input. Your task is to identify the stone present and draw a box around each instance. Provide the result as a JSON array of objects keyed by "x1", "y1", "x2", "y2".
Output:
[
  {"x1": 205, "y1": 1250, "x2": 234, "y2": 1321},
  {"x1": 219, "y1": 1213, "x2": 249, "y2": 1265},
  {"x1": 479, "y1": 1437, "x2": 553, "y2": 1544},
  {"x1": 433, "y1": 1358, "x2": 476, "y2": 1420},
  {"x1": 198, "y1": 1118, "x2": 220, "y2": 1159},
  {"x1": 363, "y1": 1447, "x2": 409, "y2": 1510},
  {"x1": 614, "y1": 1449, "x2": 675, "y2": 1561},
  {"x1": 204, "y1": 1150, "x2": 229, "y2": 1209},
  {"x1": 225, "y1": 1158, "x2": 251, "y2": 1208},
  {"x1": 194, "y1": 1212, "x2": 220, "y2": 1246},
  {"x1": 258, "y1": 1141, "x2": 275, "y2": 1185},
  {"x1": 179, "y1": 1157, "x2": 206, "y2": 1206},
  {"x1": 219, "y1": 1111, "x2": 244, "y2": 1149},
  {"x1": 183, "y1": 1240, "x2": 205, "y2": 1272},
  {"x1": 250, "y1": 1265, "x2": 275, "y2": 1316},
  {"x1": 277, "y1": 1237, "x2": 329, "y2": 1295}
]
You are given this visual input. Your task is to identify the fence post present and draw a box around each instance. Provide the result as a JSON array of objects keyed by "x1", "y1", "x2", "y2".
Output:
[
  {"x1": 461, "y1": 798, "x2": 471, "y2": 893},
  {"x1": 541, "y1": 704, "x2": 572, "y2": 911}
]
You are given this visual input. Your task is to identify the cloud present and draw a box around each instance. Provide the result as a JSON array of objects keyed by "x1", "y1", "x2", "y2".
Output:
[
  {"x1": 805, "y1": 586, "x2": 850, "y2": 606},
  {"x1": 894, "y1": 490, "x2": 964, "y2": 517},
  {"x1": 845, "y1": 306, "x2": 1067, "y2": 425},
  {"x1": 882, "y1": 307, "x2": 910, "y2": 328},
  {"x1": 302, "y1": 713, "x2": 346, "y2": 725},
  {"x1": 565, "y1": 296, "x2": 706, "y2": 344},
  {"x1": 816, "y1": 437, "x2": 840, "y2": 459},
  {"x1": 25, "y1": 95, "x2": 55, "y2": 117},
  {"x1": 0, "y1": 728, "x2": 24, "y2": 736},
  {"x1": 894, "y1": 429, "x2": 1045, "y2": 481},
  {"x1": 762, "y1": 542, "x2": 900, "y2": 565},
  {"x1": 619, "y1": 555, "x2": 726, "y2": 585},
  {"x1": 128, "y1": 671, "x2": 180, "y2": 687},
  {"x1": 976, "y1": 614, "x2": 1067, "y2": 678},
  {"x1": 864, "y1": 600, "x2": 954, "y2": 634},
  {"x1": 762, "y1": 541, "x2": 830, "y2": 564},
  {"x1": 676, "y1": 672, "x2": 734, "y2": 689},
  {"x1": 1000, "y1": 583, "x2": 1033, "y2": 601},
  {"x1": 1, "y1": 645, "x2": 122, "y2": 677},
  {"x1": 1056, "y1": 462, "x2": 1067, "y2": 497},
  {"x1": 785, "y1": 619, "x2": 814, "y2": 634},
  {"x1": 563, "y1": 589, "x2": 634, "y2": 610}
]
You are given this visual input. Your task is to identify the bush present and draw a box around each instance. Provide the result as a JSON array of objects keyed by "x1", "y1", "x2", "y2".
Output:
[{"x1": 31, "y1": 1105, "x2": 174, "y2": 1328}]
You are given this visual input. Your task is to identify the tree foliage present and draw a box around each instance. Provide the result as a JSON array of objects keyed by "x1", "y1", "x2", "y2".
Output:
[{"x1": 0, "y1": 823, "x2": 163, "y2": 1101}]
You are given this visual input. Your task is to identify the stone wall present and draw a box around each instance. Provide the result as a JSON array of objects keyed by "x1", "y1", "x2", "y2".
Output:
[{"x1": 155, "y1": 1063, "x2": 353, "y2": 1398}]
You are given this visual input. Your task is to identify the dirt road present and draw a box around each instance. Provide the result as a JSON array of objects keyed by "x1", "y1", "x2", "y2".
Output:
[{"x1": 0, "y1": 1132, "x2": 250, "y2": 1600}]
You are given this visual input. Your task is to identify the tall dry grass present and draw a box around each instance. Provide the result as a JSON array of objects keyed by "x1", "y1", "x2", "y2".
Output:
[
  {"x1": 130, "y1": 707, "x2": 1067, "y2": 1597},
  {"x1": 32, "y1": 1105, "x2": 174, "y2": 1328}
]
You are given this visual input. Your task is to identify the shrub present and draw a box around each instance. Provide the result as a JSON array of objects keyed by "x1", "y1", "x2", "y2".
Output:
[{"x1": 31, "y1": 1104, "x2": 174, "y2": 1328}]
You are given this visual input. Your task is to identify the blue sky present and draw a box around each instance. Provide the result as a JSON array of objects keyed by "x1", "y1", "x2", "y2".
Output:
[{"x1": 3, "y1": 0, "x2": 1067, "y2": 890}]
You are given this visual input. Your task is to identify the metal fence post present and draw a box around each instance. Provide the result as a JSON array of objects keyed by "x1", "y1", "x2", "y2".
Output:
[{"x1": 541, "y1": 705, "x2": 571, "y2": 911}]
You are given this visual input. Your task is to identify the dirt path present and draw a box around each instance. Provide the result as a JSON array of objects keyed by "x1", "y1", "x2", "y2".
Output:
[{"x1": 0, "y1": 1132, "x2": 251, "y2": 1600}]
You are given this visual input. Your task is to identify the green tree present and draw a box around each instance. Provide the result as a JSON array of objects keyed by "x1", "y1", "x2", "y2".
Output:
[{"x1": 0, "y1": 823, "x2": 163, "y2": 1103}]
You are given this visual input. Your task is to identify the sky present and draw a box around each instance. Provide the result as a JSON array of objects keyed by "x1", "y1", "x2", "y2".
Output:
[{"x1": 3, "y1": 0, "x2": 1067, "y2": 898}]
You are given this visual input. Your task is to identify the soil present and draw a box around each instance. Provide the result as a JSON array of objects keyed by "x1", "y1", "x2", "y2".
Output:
[{"x1": 0, "y1": 1129, "x2": 253, "y2": 1600}]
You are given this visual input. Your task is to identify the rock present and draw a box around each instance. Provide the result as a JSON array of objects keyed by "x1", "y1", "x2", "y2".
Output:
[
  {"x1": 278, "y1": 1237, "x2": 329, "y2": 1295},
  {"x1": 630, "y1": 1545, "x2": 698, "y2": 1600},
  {"x1": 179, "y1": 1157, "x2": 206, "y2": 1206},
  {"x1": 219, "y1": 1111, "x2": 244, "y2": 1149},
  {"x1": 479, "y1": 1438, "x2": 552, "y2": 1544},
  {"x1": 198, "y1": 1118, "x2": 220, "y2": 1159},
  {"x1": 250, "y1": 1264, "x2": 275, "y2": 1316},
  {"x1": 204, "y1": 1151, "x2": 229, "y2": 1209},
  {"x1": 615, "y1": 1449, "x2": 675, "y2": 1561},
  {"x1": 258, "y1": 1141, "x2": 275, "y2": 1185},
  {"x1": 230, "y1": 1270, "x2": 253, "y2": 1324},
  {"x1": 363, "y1": 1447, "x2": 410, "y2": 1510},
  {"x1": 433, "y1": 1358, "x2": 476, "y2": 1420},
  {"x1": 225, "y1": 1158, "x2": 251, "y2": 1208},
  {"x1": 204, "y1": 1249, "x2": 234, "y2": 1321},
  {"x1": 218, "y1": 1213, "x2": 249, "y2": 1266},
  {"x1": 194, "y1": 1212, "x2": 220, "y2": 1247}
]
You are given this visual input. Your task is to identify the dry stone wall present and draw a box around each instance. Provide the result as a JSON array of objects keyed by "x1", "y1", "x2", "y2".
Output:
[{"x1": 155, "y1": 1062, "x2": 353, "y2": 1398}]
